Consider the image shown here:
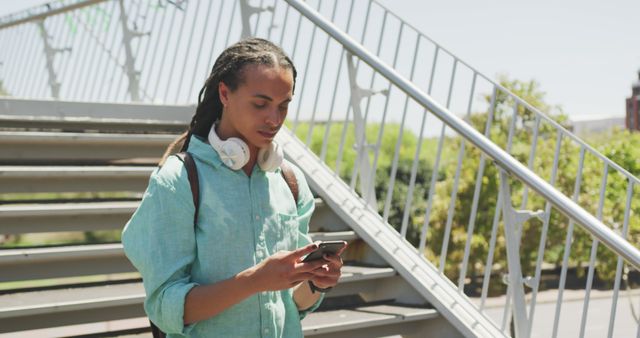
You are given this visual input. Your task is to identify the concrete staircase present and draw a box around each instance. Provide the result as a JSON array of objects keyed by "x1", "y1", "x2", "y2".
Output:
[{"x1": 0, "y1": 99, "x2": 462, "y2": 337}]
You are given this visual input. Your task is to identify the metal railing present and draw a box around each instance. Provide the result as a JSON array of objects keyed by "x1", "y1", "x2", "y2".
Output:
[{"x1": 1, "y1": 0, "x2": 639, "y2": 337}]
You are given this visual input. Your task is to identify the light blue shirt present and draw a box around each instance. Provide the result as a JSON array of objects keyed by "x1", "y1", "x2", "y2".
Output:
[{"x1": 122, "y1": 135, "x2": 323, "y2": 337}]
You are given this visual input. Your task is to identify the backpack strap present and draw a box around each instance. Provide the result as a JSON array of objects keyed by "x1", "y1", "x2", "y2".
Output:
[
  {"x1": 175, "y1": 152, "x2": 199, "y2": 226},
  {"x1": 280, "y1": 162, "x2": 299, "y2": 205}
]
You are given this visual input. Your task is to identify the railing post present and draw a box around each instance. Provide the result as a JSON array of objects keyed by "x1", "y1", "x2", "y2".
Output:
[
  {"x1": 239, "y1": 0, "x2": 274, "y2": 39},
  {"x1": 345, "y1": 53, "x2": 387, "y2": 208},
  {"x1": 36, "y1": 19, "x2": 70, "y2": 99},
  {"x1": 499, "y1": 169, "x2": 545, "y2": 338},
  {"x1": 117, "y1": 0, "x2": 147, "y2": 102}
]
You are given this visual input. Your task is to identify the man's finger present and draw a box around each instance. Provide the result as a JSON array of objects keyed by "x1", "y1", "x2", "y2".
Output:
[
  {"x1": 290, "y1": 242, "x2": 319, "y2": 259},
  {"x1": 336, "y1": 243, "x2": 348, "y2": 256},
  {"x1": 295, "y1": 258, "x2": 328, "y2": 272},
  {"x1": 322, "y1": 253, "x2": 343, "y2": 266}
]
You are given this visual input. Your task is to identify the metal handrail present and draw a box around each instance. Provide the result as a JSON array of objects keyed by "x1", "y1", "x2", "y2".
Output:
[
  {"x1": 0, "y1": 0, "x2": 109, "y2": 30},
  {"x1": 368, "y1": 0, "x2": 640, "y2": 187},
  {"x1": 283, "y1": 0, "x2": 640, "y2": 271}
]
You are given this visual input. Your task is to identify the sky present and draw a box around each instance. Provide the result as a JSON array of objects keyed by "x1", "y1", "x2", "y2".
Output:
[{"x1": 1, "y1": 0, "x2": 639, "y2": 121}]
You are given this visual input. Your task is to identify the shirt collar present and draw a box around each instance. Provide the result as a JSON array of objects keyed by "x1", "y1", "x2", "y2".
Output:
[{"x1": 187, "y1": 134, "x2": 223, "y2": 169}]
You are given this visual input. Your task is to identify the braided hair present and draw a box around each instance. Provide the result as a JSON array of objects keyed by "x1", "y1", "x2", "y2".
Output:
[{"x1": 160, "y1": 38, "x2": 297, "y2": 165}]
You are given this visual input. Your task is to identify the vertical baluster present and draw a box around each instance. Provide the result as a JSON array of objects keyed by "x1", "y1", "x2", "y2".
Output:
[
  {"x1": 526, "y1": 129, "x2": 563, "y2": 338},
  {"x1": 334, "y1": 104, "x2": 351, "y2": 176},
  {"x1": 291, "y1": 5, "x2": 319, "y2": 133},
  {"x1": 418, "y1": 122, "x2": 444, "y2": 253},
  {"x1": 478, "y1": 87, "x2": 500, "y2": 310},
  {"x1": 267, "y1": 0, "x2": 279, "y2": 40},
  {"x1": 319, "y1": 0, "x2": 356, "y2": 162},
  {"x1": 551, "y1": 145, "x2": 585, "y2": 338},
  {"x1": 79, "y1": 1, "x2": 118, "y2": 100},
  {"x1": 89, "y1": 1, "x2": 120, "y2": 100},
  {"x1": 223, "y1": 1, "x2": 238, "y2": 50},
  {"x1": 347, "y1": 10, "x2": 388, "y2": 191},
  {"x1": 1, "y1": 27, "x2": 22, "y2": 94},
  {"x1": 150, "y1": 3, "x2": 179, "y2": 101},
  {"x1": 480, "y1": 187, "x2": 502, "y2": 311},
  {"x1": 18, "y1": 25, "x2": 43, "y2": 97},
  {"x1": 370, "y1": 22, "x2": 411, "y2": 209},
  {"x1": 161, "y1": 1, "x2": 189, "y2": 102},
  {"x1": 69, "y1": 6, "x2": 104, "y2": 99},
  {"x1": 494, "y1": 99, "x2": 523, "y2": 329},
  {"x1": 114, "y1": 0, "x2": 146, "y2": 101},
  {"x1": 501, "y1": 290, "x2": 513, "y2": 331},
  {"x1": 277, "y1": 2, "x2": 290, "y2": 46},
  {"x1": 40, "y1": 10, "x2": 68, "y2": 98},
  {"x1": 400, "y1": 107, "x2": 428, "y2": 238},
  {"x1": 416, "y1": 46, "x2": 442, "y2": 253},
  {"x1": 173, "y1": 0, "x2": 203, "y2": 103},
  {"x1": 139, "y1": 0, "x2": 170, "y2": 101},
  {"x1": 185, "y1": 1, "x2": 222, "y2": 102},
  {"x1": 520, "y1": 114, "x2": 541, "y2": 209},
  {"x1": 438, "y1": 58, "x2": 463, "y2": 272},
  {"x1": 252, "y1": 0, "x2": 266, "y2": 36},
  {"x1": 334, "y1": 0, "x2": 372, "y2": 174},
  {"x1": 103, "y1": 5, "x2": 130, "y2": 102},
  {"x1": 579, "y1": 163, "x2": 609, "y2": 337},
  {"x1": 203, "y1": 0, "x2": 230, "y2": 84},
  {"x1": 74, "y1": 6, "x2": 106, "y2": 100},
  {"x1": 290, "y1": 0, "x2": 320, "y2": 132},
  {"x1": 305, "y1": 0, "x2": 339, "y2": 146},
  {"x1": 457, "y1": 72, "x2": 480, "y2": 290},
  {"x1": 607, "y1": 180, "x2": 634, "y2": 337}
]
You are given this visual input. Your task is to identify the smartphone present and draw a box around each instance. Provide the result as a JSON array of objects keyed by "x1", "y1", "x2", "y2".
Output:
[{"x1": 302, "y1": 240, "x2": 347, "y2": 262}]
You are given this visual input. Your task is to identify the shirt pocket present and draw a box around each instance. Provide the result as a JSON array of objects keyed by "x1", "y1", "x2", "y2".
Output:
[{"x1": 275, "y1": 213, "x2": 299, "y2": 252}]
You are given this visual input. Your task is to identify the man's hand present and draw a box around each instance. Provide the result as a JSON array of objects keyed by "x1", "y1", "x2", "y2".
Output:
[
  {"x1": 250, "y1": 243, "x2": 328, "y2": 292},
  {"x1": 308, "y1": 243, "x2": 347, "y2": 290}
]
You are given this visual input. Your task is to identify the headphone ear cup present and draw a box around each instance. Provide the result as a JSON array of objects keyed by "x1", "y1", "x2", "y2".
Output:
[
  {"x1": 258, "y1": 142, "x2": 283, "y2": 172},
  {"x1": 220, "y1": 138, "x2": 250, "y2": 170}
]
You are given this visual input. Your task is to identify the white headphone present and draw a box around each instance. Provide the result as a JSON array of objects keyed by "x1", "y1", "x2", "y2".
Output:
[{"x1": 207, "y1": 124, "x2": 283, "y2": 172}]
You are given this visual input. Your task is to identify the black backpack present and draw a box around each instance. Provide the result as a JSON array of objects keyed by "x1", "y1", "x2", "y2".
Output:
[{"x1": 149, "y1": 152, "x2": 300, "y2": 338}]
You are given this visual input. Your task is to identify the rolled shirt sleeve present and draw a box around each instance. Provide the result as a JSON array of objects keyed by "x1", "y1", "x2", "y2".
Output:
[{"x1": 121, "y1": 157, "x2": 199, "y2": 335}]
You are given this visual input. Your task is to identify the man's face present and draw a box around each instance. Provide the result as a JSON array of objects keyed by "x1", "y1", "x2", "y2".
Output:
[{"x1": 219, "y1": 64, "x2": 294, "y2": 149}]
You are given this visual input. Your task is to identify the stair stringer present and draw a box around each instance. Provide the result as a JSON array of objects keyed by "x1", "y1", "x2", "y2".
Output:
[{"x1": 277, "y1": 128, "x2": 508, "y2": 338}]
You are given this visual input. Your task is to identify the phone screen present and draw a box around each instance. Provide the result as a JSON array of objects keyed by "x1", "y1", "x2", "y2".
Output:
[{"x1": 302, "y1": 240, "x2": 347, "y2": 262}]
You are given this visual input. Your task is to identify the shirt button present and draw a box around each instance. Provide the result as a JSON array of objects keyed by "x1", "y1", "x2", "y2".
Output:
[
  {"x1": 255, "y1": 215, "x2": 260, "y2": 220},
  {"x1": 264, "y1": 328, "x2": 270, "y2": 335}
]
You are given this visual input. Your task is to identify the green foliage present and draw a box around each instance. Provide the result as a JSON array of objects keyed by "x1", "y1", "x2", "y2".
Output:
[{"x1": 294, "y1": 76, "x2": 639, "y2": 289}]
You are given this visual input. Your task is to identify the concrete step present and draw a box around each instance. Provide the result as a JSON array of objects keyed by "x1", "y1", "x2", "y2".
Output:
[
  {"x1": 0, "y1": 115, "x2": 186, "y2": 133},
  {"x1": 0, "y1": 98, "x2": 191, "y2": 133},
  {"x1": 0, "y1": 303, "x2": 436, "y2": 337},
  {"x1": 302, "y1": 303, "x2": 438, "y2": 337},
  {"x1": 0, "y1": 200, "x2": 346, "y2": 234},
  {"x1": 0, "y1": 264, "x2": 399, "y2": 333},
  {"x1": 0, "y1": 131, "x2": 175, "y2": 164},
  {"x1": 0, "y1": 165, "x2": 154, "y2": 193},
  {"x1": 0, "y1": 241, "x2": 378, "y2": 283},
  {"x1": 0, "y1": 201, "x2": 140, "y2": 234}
]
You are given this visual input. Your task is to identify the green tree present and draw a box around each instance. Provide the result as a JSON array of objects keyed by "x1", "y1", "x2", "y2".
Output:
[{"x1": 295, "y1": 76, "x2": 639, "y2": 288}]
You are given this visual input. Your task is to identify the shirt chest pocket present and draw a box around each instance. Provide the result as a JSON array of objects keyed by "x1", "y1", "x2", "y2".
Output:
[{"x1": 272, "y1": 213, "x2": 299, "y2": 252}]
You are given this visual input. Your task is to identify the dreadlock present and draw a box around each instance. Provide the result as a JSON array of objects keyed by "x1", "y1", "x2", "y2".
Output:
[{"x1": 159, "y1": 38, "x2": 297, "y2": 165}]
